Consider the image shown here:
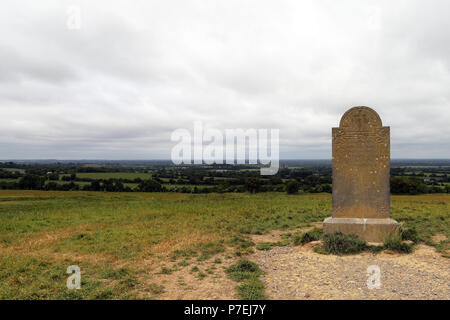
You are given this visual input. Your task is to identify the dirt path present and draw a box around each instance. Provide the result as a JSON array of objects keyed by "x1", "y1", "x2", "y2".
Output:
[{"x1": 250, "y1": 242, "x2": 449, "y2": 300}]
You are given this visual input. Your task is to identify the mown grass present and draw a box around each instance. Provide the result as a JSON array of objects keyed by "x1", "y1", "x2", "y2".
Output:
[{"x1": 0, "y1": 190, "x2": 448, "y2": 299}]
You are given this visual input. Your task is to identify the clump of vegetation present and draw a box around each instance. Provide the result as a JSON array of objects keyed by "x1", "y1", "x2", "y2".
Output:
[
  {"x1": 229, "y1": 235, "x2": 255, "y2": 249},
  {"x1": 119, "y1": 276, "x2": 138, "y2": 289},
  {"x1": 236, "y1": 277, "x2": 266, "y2": 300},
  {"x1": 286, "y1": 180, "x2": 300, "y2": 194},
  {"x1": 171, "y1": 248, "x2": 197, "y2": 260},
  {"x1": 159, "y1": 267, "x2": 173, "y2": 275},
  {"x1": 175, "y1": 260, "x2": 190, "y2": 267},
  {"x1": 322, "y1": 232, "x2": 366, "y2": 255},
  {"x1": 256, "y1": 242, "x2": 273, "y2": 251},
  {"x1": 256, "y1": 239, "x2": 291, "y2": 251},
  {"x1": 197, "y1": 272, "x2": 207, "y2": 280},
  {"x1": 229, "y1": 235, "x2": 255, "y2": 256},
  {"x1": 227, "y1": 259, "x2": 263, "y2": 282},
  {"x1": 293, "y1": 228, "x2": 323, "y2": 245},
  {"x1": 100, "y1": 267, "x2": 131, "y2": 280},
  {"x1": 390, "y1": 177, "x2": 428, "y2": 195},
  {"x1": 383, "y1": 235, "x2": 413, "y2": 253},
  {"x1": 226, "y1": 259, "x2": 266, "y2": 300},
  {"x1": 190, "y1": 266, "x2": 199, "y2": 272},
  {"x1": 197, "y1": 241, "x2": 225, "y2": 261},
  {"x1": 400, "y1": 226, "x2": 419, "y2": 243},
  {"x1": 148, "y1": 283, "x2": 165, "y2": 295},
  {"x1": 366, "y1": 244, "x2": 384, "y2": 253},
  {"x1": 312, "y1": 246, "x2": 328, "y2": 255}
]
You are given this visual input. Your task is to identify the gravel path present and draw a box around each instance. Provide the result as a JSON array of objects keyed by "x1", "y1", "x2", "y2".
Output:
[{"x1": 251, "y1": 243, "x2": 449, "y2": 300}]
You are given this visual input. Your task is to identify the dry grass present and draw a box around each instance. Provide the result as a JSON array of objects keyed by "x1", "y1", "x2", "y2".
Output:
[{"x1": 0, "y1": 190, "x2": 448, "y2": 299}]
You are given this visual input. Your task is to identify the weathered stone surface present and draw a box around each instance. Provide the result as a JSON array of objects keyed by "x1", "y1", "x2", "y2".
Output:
[
  {"x1": 323, "y1": 217, "x2": 398, "y2": 242},
  {"x1": 323, "y1": 106, "x2": 399, "y2": 242}
]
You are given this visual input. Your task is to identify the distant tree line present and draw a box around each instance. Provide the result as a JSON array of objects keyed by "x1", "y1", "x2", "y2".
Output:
[{"x1": 0, "y1": 162, "x2": 449, "y2": 195}]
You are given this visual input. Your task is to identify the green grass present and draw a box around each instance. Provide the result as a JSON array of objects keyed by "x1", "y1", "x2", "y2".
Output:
[
  {"x1": 293, "y1": 228, "x2": 323, "y2": 245},
  {"x1": 322, "y1": 232, "x2": 367, "y2": 255},
  {"x1": 391, "y1": 195, "x2": 449, "y2": 253},
  {"x1": 0, "y1": 190, "x2": 448, "y2": 298},
  {"x1": 226, "y1": 259, "x2": 266, "y2": 299},
  {"x1": 256, "y1": 239, "x2": 291, "y2": 250},
  {"x1": 0, "y1": 255, "x2": 138, "y2": 299},
  {"x1": 148, "y1": 283, "x2": 165, "y2": 295},
  {"x1": 383, "y1": 235, "x2": 413, "y2": 253}
]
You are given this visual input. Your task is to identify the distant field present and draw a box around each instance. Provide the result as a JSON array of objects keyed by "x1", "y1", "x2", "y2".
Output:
[
  {"x1": 0, "y1": 190, "x2": 448, "y2": 299},
  {"x1": 0, "y1": 178, "x2": 19, "y2": 183},
  {"x1": 0, "y1": 168, "x2": 25, "y2": 173},
  {"x1": 62, "y1": 172, "x2": 154, "y2": 180}
]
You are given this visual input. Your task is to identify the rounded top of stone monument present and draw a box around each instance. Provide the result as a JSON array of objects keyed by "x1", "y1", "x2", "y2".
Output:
[{"x1": 339, "y1": 106, "x2": 382, "y2": 130}]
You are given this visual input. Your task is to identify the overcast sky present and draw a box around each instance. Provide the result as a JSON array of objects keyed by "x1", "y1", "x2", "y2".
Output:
[{"x1": 0, "y1": 0, "x2": 449, "y2": 160}]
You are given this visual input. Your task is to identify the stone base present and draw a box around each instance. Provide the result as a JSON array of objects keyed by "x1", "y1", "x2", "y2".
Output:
[{"x1": 323, "y1": 217, "x2": 399, "y2": 243}]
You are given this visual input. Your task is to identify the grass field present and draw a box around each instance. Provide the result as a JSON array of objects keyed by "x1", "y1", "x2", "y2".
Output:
[
  {"x1": 0, "y1": 190, "x2": 448, "y2": 299},
  {"x1": 61, "y1": 172, "x2": 154, "y2": 180}
]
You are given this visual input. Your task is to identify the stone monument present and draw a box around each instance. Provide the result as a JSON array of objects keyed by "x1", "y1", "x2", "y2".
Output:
[{"x1": 323, "y1": 106, "x2": 399, "y2": 242}]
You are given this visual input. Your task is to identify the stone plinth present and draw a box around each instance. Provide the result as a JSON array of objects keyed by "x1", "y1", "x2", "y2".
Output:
[{"x1": 323, "y1": 106, "x2": 399, "y2": 242}]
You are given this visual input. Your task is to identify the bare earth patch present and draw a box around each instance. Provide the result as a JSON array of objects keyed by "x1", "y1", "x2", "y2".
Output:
[
  {"x1": 251, "y1": 223, "x2": 322, "y2": 243},
  {"x1": 251, "y1": 243, "x2": 450, "y2": 300},
  {"x1": 431, "y1": 233, "x2": 448, "y2": 243},
  {"x1": 136, "y1": 253, "x2": 239, "y2": 300}
]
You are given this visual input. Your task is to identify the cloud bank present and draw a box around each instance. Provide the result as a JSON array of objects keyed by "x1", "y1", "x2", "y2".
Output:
[{"x1": 0, "y1": 0, "x2": 449, "y2": 159}]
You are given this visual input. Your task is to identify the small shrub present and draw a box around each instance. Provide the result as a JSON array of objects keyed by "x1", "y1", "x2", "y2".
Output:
[
  {"x1": 383, "y1": 235, "x2": 413, "y2": 253},
  {"x1": 400, "y1": 227, "x2": 419, "y2": 243},
  {"x1": 214, "y1": 258, "x2": 222, "y2": 264},
  {"x1": 286, "y1": 180, "x2": 300, "y2": 194},
  {"x1": 322, "y1": 232, "x2": 366, "y2": 255}
]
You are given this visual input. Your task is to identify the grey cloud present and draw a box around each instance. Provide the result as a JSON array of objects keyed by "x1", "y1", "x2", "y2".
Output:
[{"x1": 0, "y1": 0, "x2": 449, "y2": 159}]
